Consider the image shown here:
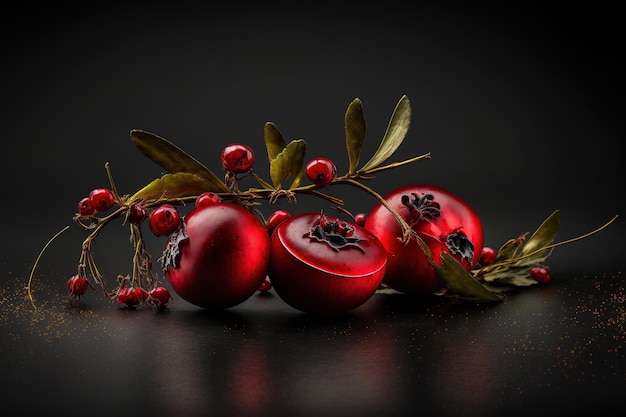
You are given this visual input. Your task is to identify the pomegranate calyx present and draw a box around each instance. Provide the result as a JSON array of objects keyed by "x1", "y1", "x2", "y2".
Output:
[
  {"x1": 160, "y1": 221, "x2": 189, "y2": 272},
  {"x1": 401, "y1": 192, "x2": 441, "y2": 226},
  {"x1": 305, "y1": 211, "x2": 365, "y2": 253}
]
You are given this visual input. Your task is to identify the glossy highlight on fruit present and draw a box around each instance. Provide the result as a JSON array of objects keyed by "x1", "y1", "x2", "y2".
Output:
[
  {"x1": 268, "y1": 212, "x2": 387, "y2": 314},
  {"x1": 365, "y1": 184, "x2": 484, "y2": 295},
  {"x1": 163, "y1": 202, "x2": 271, "y2": 309}
]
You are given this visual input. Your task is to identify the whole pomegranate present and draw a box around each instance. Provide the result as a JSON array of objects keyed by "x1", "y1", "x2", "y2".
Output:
[
  {"x1": 162, "y1": 202, "x2": 271, "y2": 309},
  {"x1": 268, "y1": 211, "x2": 387, "y2": 314},
  {"x1": 364, "y1": 184, "x2": 484, "y2": 295}
]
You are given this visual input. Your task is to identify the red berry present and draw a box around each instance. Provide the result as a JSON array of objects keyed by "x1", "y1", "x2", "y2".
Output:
[
  {"x1": 117, "y1": 287, "x2": 148, "y2": 308},
  {"x1": 127, "y1": 203, "x2": 148, "y2": 224},
  {"x1": 149, "y1": 286, "x2": 172, "y2": 309},
  {"x1": 78, "y1": 197, "x2": 95, "y2": 216},
  {"x1": 134, "y1": 287, "x2": 149, "y2": 303},
  {"x1": 221, "y1": 143, "x2": 255, "y2": 173},
  {"x1": 305, "y1": 157, "x2": 337, "y2": 186},
  {"x1": 89, "y1": 188, "x2": 115, "y2": 212},
  {"x1": 354, "y1": 213, "x2": 366, "y2": 227},
  {"x1": 266, "y1": 209, "x2": 291, "y2": 235},
  {"x1": 195, "y1": 192, "x2": 221, "y2": 208},
  {"x1": 530, "y1": 266, "x2": 551, "y2": 283},
  {"x1": 258, "y1": 276, "x2": 273, "y2": 293},
  {"x1": 479, "y1": 246, "x2": 497, "y2": 266},
  {"x1": 67, "y1": 275, "x2": 88, "y2": 297},
  {"x1": 149, "y1": 205, "x2": 181, "y2": 236}
]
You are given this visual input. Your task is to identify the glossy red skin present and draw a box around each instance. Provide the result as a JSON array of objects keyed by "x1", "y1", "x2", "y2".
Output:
[
  {"x1": 117, "y1": 287, "x2": 147, "y2": 307},
  {"x1": 149, "y1": 204, "x2": 181, "y2": 236},
  {"x1": 165, "y1": 202, "x2": 271, "y2": 309},
  {"x1": 364, "y1": 184, "x2": 484, "y2": 295},
  {"x1": 78, "y1": 197, "x2": 95, "y2": 216},
  {"x1": 530, "y1": 266, "x2": 551, "y2": 283},
  {"x1": 67, "y1": 275, "x2": 88, "y2": 296},
  {"x1": 89, "y1": 188, "x2": 115, "y2": 211},
  {"x1": 479, "y1": 247, "x2": 497, "y2": 266},
  {"x1": 195, "y1": 192, "x2": 221, "y2": 208},
  {"x1": 221, "y1": 143, "x2": 255, "y2": 173},
  {"x1": 269, "y1": 212, "x2": 387, "y2": 314},
  {"x1": 265, "y1": 209, "x2": 291, "y2": 236},
  {"x1": 149, "y1": 286, "x2": 172, "y2": 308},
  {"x1": 305, "y1": 158, "x2": 337, "y2": 185}
]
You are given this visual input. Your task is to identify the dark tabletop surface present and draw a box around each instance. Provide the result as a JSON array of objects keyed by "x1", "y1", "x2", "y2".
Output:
[
  {"x1": 2, "y1": 4, "x2": 624, "y2": 417},
  {"x1": 2, "y1": 259, "x2": 625, "y2": 417}
]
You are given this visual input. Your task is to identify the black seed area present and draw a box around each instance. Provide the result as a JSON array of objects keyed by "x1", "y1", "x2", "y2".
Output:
[{"x1": 446, "y1": 232, "x2": 474, "y2": 262}]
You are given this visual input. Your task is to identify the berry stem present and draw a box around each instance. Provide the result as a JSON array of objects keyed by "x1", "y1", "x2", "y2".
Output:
[
  {"x1": 104, "y1": 162, "x2": 123, "y2": 204},
  {"x1": 27, "y1": 225, "x2": 70, "y2": 309},
  {"x1": 356, "y1": 152, "x2": 431, "y2": 176},
  {"x1": 340, "y1": 178, "x2": 415, "y2": 242}
]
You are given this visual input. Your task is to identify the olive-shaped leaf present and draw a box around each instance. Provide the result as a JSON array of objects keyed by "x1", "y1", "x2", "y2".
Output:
[
  {"x1": 359, "y1": 95, "x2": 411, "y2": 172},
  {"x1": 264, "y1": 122, "x2": 287, "y2": 163},
  {"x1": 130, "y1": 129, "x2": 230, "y2": 193},
  {"x1": 521, "y1": 210, "x2": 560, "y2": 256},
  {"x1": 269, "y1": 139, "x2": 307, "y2": 189},
  {"x1": 436, "y1": 253, "x2": 504, "y2": 303},
  {"x1": 345, "y1": 98, "x2": 366, "y2": 174},
  {"x1": 128, "y1": 172, "x2": 219, "y2": 203}
]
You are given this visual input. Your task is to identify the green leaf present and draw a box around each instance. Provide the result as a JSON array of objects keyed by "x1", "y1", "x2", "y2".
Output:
[
  {"x1": 521, "y1": 210, "x2": 560, "y2": 256},
  {"x1": 130, "y1": 129, "x2": 230, "y2": 193},
  {"x1": 359, "y1": 95, "x2": 411, "y2": 172},
  {"x1": 345, "y1": 98, "x2": 366, "y2": 174},
  {"x1": 435, "y1": 253, "x2": 504, "y2": 303},
  {"x1": 128, "y1": 172, "x2": 219, "y2": 202},
  {"x1": 264, "y1": 122, "x2": 287, "y2": 163},
  {"x1": 269, "y1": 139, "x2": 307, "y2": 189}
]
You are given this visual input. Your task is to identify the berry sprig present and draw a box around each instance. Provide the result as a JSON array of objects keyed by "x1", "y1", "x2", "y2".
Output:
[
  {"x1": 28, "y1": 95, "x2": 429, "y2": 309},
  {"x1": 26, "y1": 95, "x2": 618, "y2": 310}
]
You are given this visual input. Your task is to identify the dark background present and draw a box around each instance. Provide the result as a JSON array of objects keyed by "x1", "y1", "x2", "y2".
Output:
[
  {"x1": 1, "y1": 4, "x2": 624, "y2": 417},
  {"x1": 2, "y1": 4, "x2": 623, "y2": 269}
]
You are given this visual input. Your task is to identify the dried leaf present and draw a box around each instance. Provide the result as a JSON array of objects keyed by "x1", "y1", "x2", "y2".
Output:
[
  {"x1": 521, "y1": 210, "x2": 560, "y2": 256},
  {"x1": 436, "y1": 253, "x2": 504, "y2": 303},
  {"x1": 130, "y1": 129, "x2": 230, "y2": 193},
  {"x1": 496, "y1": 235, "x2": 525, "y2": 260},
  {"x1": 345, "y1": 98, "x2": 366, "y2": 174},
  {"x1": 264, "y1": 122, "x2": 287, "y2": 163},
  {"x1": 359, "y1": 95, "x2": 411, "y2": 172},
  {"x1": 481, "y1": 266, "x2": 538, "y2": 286},
  {"x1": 128, "y1": 172, "x2": 217, "y2": 203},
  {"x1": 269, "y1": 139, "x2": 307, "y2": 189}
]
